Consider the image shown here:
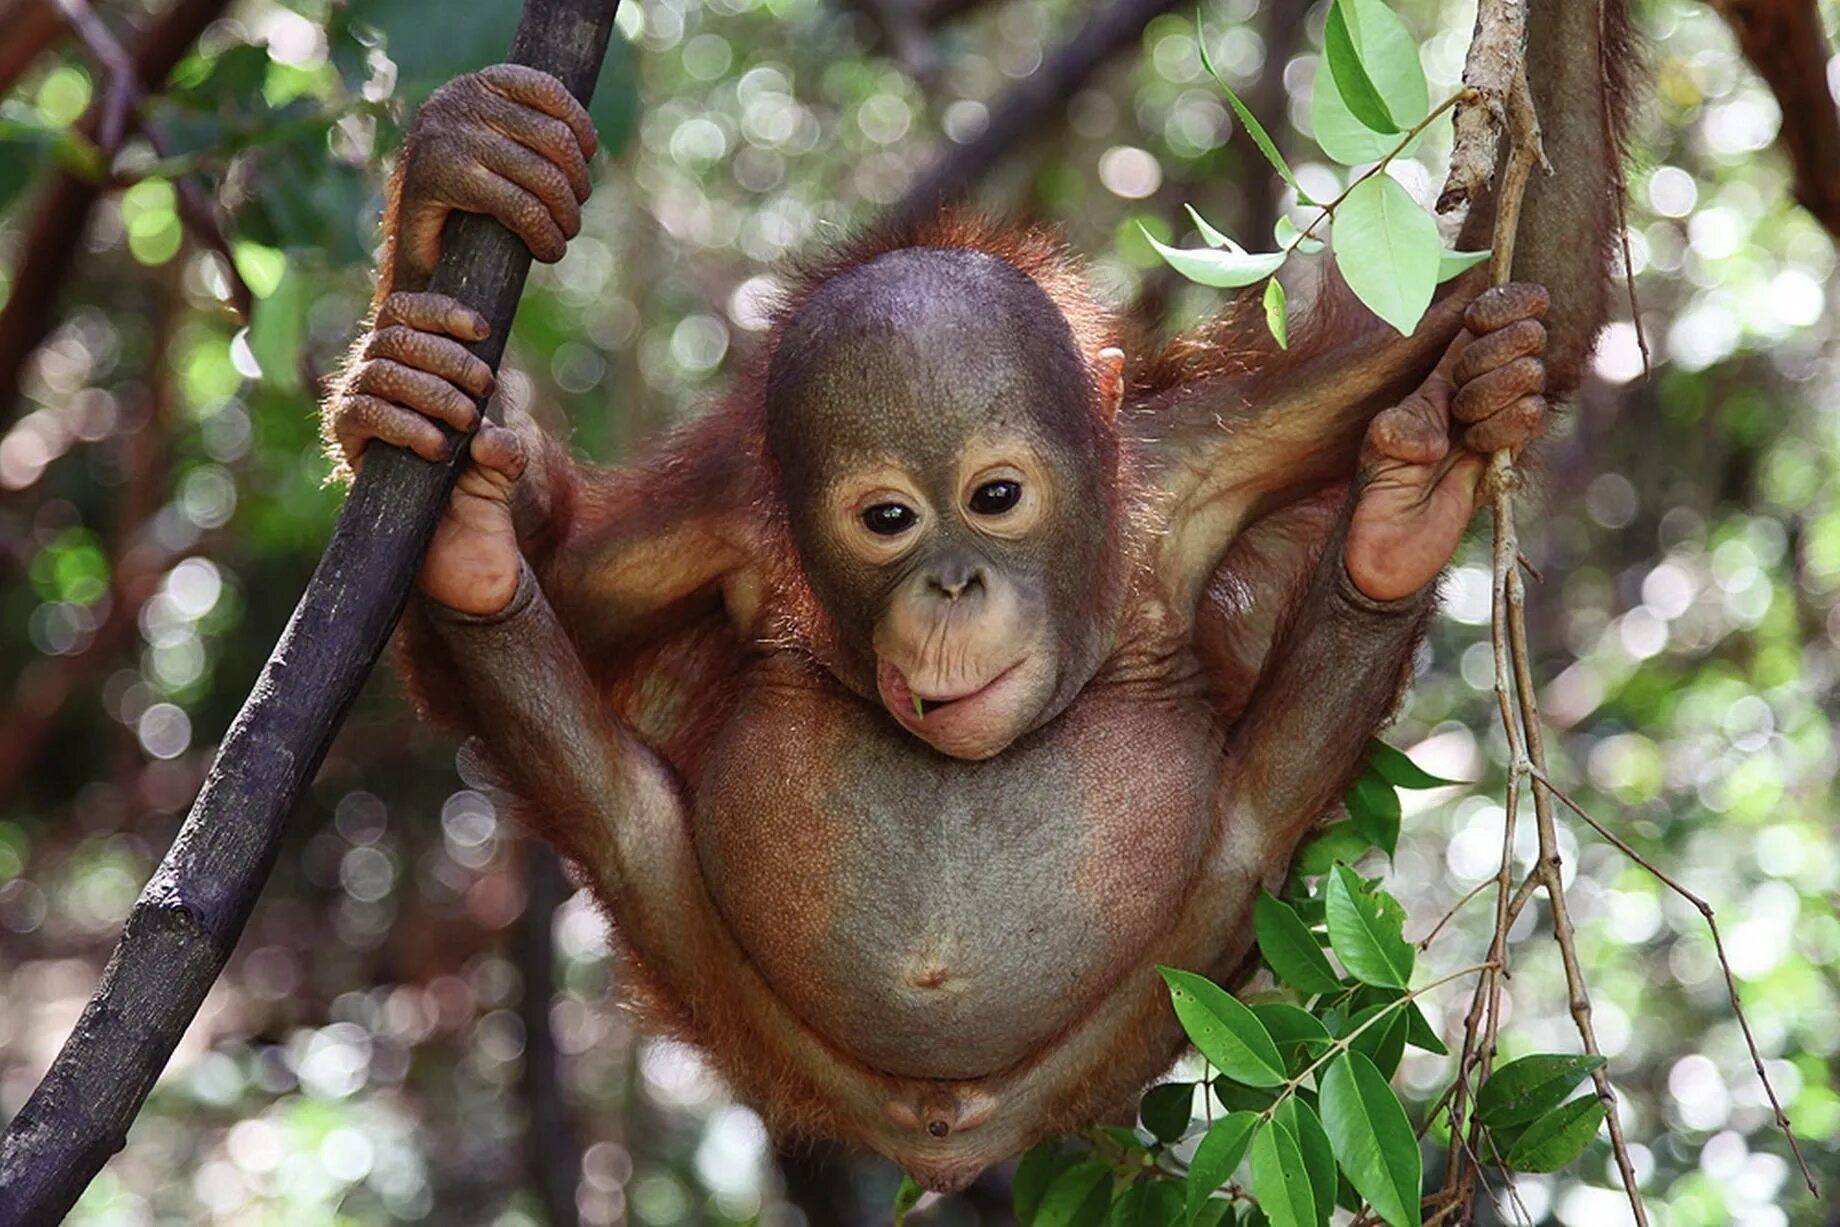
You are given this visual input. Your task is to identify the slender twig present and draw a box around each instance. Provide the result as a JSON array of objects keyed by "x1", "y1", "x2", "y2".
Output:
[
  {"x1": 1498, "y1": 861, "x2": 1541, "y2": 933},
  {"x1": 1257, "y1": 962, "x2": 1496, "y2": 1122},
  {"x1": 1438, "y1": 0, "x2": 1527, "y2": 216},
  {"x1": 1531, "y1": 768, "x2": 1820, "y2": 1197},
  {"x1": 51, "y1": 0, "x2": 135, "y2": 153},
  {"x1": 1416, "y1": 877, "x2": 1493, "y2": 951},
  {"x1": 1472, "y1": 59, "x2": 1651, "y2": 1224},
  {"x1": 1285, "y1": 89, "x2": 1474, "y2": 255}
]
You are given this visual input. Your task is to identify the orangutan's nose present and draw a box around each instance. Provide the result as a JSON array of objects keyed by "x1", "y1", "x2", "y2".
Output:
[{"x1": 926, "y1": 557, "x2": 985, "y2": 601}]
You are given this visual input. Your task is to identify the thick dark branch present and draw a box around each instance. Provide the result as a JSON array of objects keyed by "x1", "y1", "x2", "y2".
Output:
[
  {"x1": 0, "y1": 5, "x2": 621, "y2": 1222},
  {"x1": 1706, "y1": 0, "x2": 1840, "y2": 237},
  {"x1": 0, "y1": 0, "x2": 227, "y2": 426},
  {"x1": 886, "y1": 0, "x2": 1192, "y2": 228}
]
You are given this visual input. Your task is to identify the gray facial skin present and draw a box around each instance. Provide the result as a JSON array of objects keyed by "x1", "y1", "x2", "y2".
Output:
[{"x1": 764, "y1": 247, "x2": 1121, "y2": 734}]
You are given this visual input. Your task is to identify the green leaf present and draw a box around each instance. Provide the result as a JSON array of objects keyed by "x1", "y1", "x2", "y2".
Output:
[
  {"x1": 1332, "y1": 174, "x2": 1442, "y2": 336},
  {"x1": 1403, "y1": 1003, "x2": 1448, "y2": 1056},
  {"x1": 1337, "y1": 1002, "x2": 1409, "y2": 1080},
  {"x1": 1319, "y1": 1052, "x2": 1421, "y2": 1227},
  {"x1": 231, "y1": 241, "x2": 288, "y2": 300},
  {"x1": 1159, "y1": 968, "x2": 1288, "y2": 1087},
  {"x1": 1037, "y1": 1160, "x2": 1114, "y2": 1227},
  {"x1": 1325, "y1": 866, "x2": 1415, "y2": 989},
  {"x1": 1309, "y1": 0, "x2": 1429, "y2": 165},
  {"x1": 1109, "y1": 1181, "x2": 1184, "y2": 1227},
  {"x1": 1187, "y1": 1111, "x2": 1260, "y2": 1221},
  {"x1": 1186, "y1": 204, "x2": 1240, "y2": 250},
  {"x1": 893, "y1": 1174, "x2": 926, "y2": 1225},
  {"x1": 1286, "y1": 889, "x2": 1326, "y2": 927},
  {"x1": 1254, "y1": 891, "x2": 1341, "y2": 994},
  {"x1": 1365, "y1": 741, "x2": 1458, "y2": 790},
  {"x1": 1252, "y1": 1003, "x2": 1333, "y2": 1073},
  {"x1": 1436, "y1": 248, "x2": 1492, "y2": 283},
  {"x1": 246, "y1": 267, "x2": 305, "y2": 393},
  {"x1": 1477, "y1": 1054, "x2": 1607, "y2": 1130},
  {"x1": 1343, "y1": 770, "x2": 1402, "y2": 858},
  {"x1": 1274, "y1": 215, "x2": 1327, "y2": 254},
  {"x1": 1017, "y1": 1144, "x2": 1078, "y2": 1225},
  {"x1": 1275, "y1": 1099, "x2": 1337, "y2": 1225},
  {"x1": 1214, "y1": 1077, "x2": 1281, "y2": 1114},
  {"x1": 1098, "y1": 1125, "x2": 1148, "y2": 1155},
  {"x1": 1144, "y1": 230, "x2": 1287, "y2": 288},
  {"x1": 1248, "y1": 1120, "x2": 1315, "y2": 1227},
  {"x1": 1322, "y1": 0, "x2": 1398, "y2": 133},
  {"x1": 1191, "y1": 1198, "x2": 1238, "y2": 1227},
  {"x1": 1263, "y1": 277, "x2": 1289, "y2": 350},
  {"x1": 1142, "y1": 1081, "x2": 1198, "y2": 1145},
  {"x1": 1296, "y1": 823, "x2": 1370, "y2": 876},
  {"x1": 1502, "y1": 1095, "x2": 1607, "y2": 1173},
  {"x1": 1197, "y1": 15, "x2": 1310, "y2": 205}
]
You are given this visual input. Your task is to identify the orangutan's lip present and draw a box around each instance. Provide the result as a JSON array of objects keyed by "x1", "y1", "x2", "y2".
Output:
[{"x1": 877, "y1": 660, "x2": 1025, "y2": 729}]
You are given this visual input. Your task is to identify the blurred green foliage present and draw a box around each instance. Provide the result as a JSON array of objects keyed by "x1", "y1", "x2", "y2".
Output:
[{"x1": 0, "y1": 0, "x2": 1836, "y2": 1223}]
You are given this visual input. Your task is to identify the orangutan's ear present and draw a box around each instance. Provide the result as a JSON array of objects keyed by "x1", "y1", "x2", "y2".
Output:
[{"x1": 1095, "y1": 347, "x2": 1125, "y2": 423}]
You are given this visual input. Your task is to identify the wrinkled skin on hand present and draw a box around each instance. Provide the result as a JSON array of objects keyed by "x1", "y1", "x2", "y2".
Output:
[
  {"x1": 321, "y1": 29, "x2": 1620, "y2": 1189},
  {"x1": 1350, "y1": 283, "x2": 1551, "y2": 601}
]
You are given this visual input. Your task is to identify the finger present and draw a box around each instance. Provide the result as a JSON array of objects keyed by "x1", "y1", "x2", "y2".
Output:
[
  {"x1": 1366, "y1": 396, "x2": 1450, "y2": 467},
  {"x1": 377, "y1": 292, "x2": 490, "y2": 342},
  {"x1": 453, "y1": 161, "x2": 568, "y2": 262},
  {"x1": 349, "y1": 359, "x2": 480, "y2": 432},
  {"x1": 481, "y1": 100, "x2": 591, "y2": 202},
  {"x1": 470, "y1": 421, "x2": 529, "y2": 483},
  {"x1": 478, "y1": 64, "x2": 598, "y2": 160},
  {"x1": 1452, "y1": 319, "x2": 1545, "y2": 386},
  {"x1": 334, "y1": 394, "x2": 450, "y2": 465},
  {"x1": 1452, "y1": 356, "x2": 1544, "y2": 423},
  {"x1": 1465, "y1": 281, "x2": 1550, "y2": 333},
  {"x1": 1465, "y1": 394, "x2": 1547, "y2": 454},
  {"x1": 364, "y1": 325, "x2": 495, "y2": 399},
  {"x1": 473, "y1": 132, "x2": 582, "y2": 241}
]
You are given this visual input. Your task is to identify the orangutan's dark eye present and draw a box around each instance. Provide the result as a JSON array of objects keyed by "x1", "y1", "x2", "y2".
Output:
[
  {"x1": 862, "y1": 503, "x2": 917, "y2": 536},
  {"x1": 969, "y1": 480, "x2": 1022, "y2": 516}
]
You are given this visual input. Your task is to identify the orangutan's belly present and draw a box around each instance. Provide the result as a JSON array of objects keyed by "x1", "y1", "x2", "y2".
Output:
[{"x1": 693, "y1": 671, "x2": 1221, "y2": 1079}]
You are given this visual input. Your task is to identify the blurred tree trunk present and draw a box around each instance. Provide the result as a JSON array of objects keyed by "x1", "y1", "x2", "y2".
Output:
[
  {"x1": 1705, "y1": 0, "x2": 1840, "y2": 237},
  {"x1": 0, "y1": 0, "x2": 62, "y2": 96},
  {"x1": 519, "y1": 844, "x2": 584, "y2": 1227}
]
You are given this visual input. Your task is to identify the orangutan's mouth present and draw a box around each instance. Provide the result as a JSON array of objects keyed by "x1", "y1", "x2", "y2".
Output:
[{"x1": 876, "y1": 659, "x2": 1026, "y2": 730}]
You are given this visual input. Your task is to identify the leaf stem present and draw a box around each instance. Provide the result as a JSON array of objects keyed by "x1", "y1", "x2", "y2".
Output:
[
  {"x1": 1283, "y1": 87, "x2": 1475, "y2": 256},
  {"x1": 1254, "y1": 961, "x2": 1495, "y2": 1124}
]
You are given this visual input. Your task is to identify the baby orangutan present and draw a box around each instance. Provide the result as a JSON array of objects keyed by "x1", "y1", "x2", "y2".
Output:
[{"x1": 324, "y1": 51, "x2": 1611, "y2": 1190}]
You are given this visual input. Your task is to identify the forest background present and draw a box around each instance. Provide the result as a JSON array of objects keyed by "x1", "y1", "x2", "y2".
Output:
[{"x1": 0, "y1": 0, "x2": 1837, "y2": 1222}]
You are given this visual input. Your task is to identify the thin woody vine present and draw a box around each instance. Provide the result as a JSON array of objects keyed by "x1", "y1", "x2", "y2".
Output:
[{"x1": 888, "y1": 0, "x2": 1824, "y2": 1224}]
